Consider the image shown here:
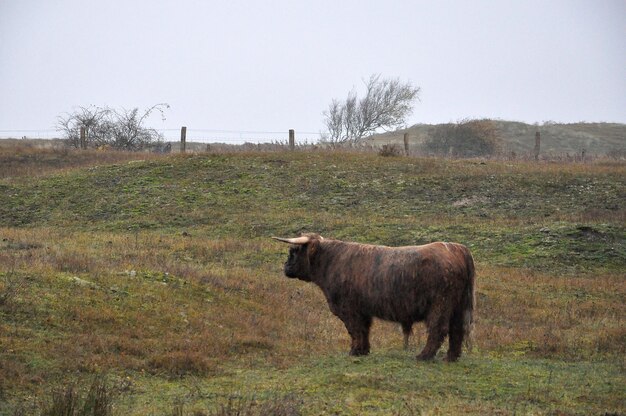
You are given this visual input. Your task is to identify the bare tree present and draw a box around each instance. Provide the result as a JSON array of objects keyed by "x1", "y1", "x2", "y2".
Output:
[
  {"x1": 57, "y1": 105, "x2": 111, "y2": 149},
  {"x1": 57, "y1": 103, "x2": 169, "y2": 150},
  {"x1": 323, "y1": 75, "x2": 420, "y2": 144}
]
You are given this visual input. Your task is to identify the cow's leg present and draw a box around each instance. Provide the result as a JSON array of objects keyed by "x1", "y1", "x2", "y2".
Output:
[
  {"x1": 417, "y1": 305, "x2": 450, "y2": 361},
  {"x1": 445, "y1": 307, "x2": 464, "y2": 362},
  {"x1": 342, "y1": 314, "x2": 372, "y2": 356},
  {"x1": 401, "y1": 322, "x2": 412, "y2": 351}
]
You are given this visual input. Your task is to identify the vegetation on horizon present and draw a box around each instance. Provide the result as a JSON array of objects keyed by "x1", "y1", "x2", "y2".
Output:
[{"x1": 369, "y1": 120, "x2": 626, "y2": 157}]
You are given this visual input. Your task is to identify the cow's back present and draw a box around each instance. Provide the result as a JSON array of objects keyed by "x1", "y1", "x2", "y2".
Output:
[{"x1": 320, "y1": 241, "x2": 471, "y2": 323}]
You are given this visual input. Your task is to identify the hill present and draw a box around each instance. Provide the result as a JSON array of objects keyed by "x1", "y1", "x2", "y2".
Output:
[
  {"x1": 4, "y1": 120, "x2": 625, "y2": 156},
  {"x1": 1, "y1": 149, "x2": 625, "y2": 415},
  {"x1": 367, "y1": 120, "x2": 626, "y2": 155}
]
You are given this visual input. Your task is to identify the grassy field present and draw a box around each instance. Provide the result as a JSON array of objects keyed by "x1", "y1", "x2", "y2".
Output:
[{"x1": 1, "y1": 147, "x2": 625, "y2": 415}]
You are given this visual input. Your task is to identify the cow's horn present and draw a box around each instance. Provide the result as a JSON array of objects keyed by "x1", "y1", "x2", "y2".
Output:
[{"x1": 271, "y1": 236, "x2": 310, "y2": 244}]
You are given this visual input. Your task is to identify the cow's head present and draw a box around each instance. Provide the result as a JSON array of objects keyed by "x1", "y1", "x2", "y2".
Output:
[{"x1": 272, "y1": 233, "x2": 323, "y2": 281}]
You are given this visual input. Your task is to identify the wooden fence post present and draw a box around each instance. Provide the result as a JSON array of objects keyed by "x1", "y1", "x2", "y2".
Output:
[
  {"x1": 403, "y1": 132, "x2": 409, "y2": 156},
  {"x1": 180, "y1": 126, "x2": 187, "y2": 153},
  {"x1": 534, "y1": 131, "x2": 541, "y2": 161},
  {"x1": 289, "y1": 129, "x2": 295, "y2": 150},
  {"x1": 80, "y1": 126, "x2": 86, "y2": 149}
]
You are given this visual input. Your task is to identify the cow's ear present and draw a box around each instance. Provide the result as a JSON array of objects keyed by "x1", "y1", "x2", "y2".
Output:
[{"x1": 307, "y1": 238, "x2": 320, "y2": 261}]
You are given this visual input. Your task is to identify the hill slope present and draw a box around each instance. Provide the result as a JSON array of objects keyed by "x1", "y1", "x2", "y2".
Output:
[
  {"x1": 368, "y1": 120, "x2": 626, "y2": 155},
  {"x1": 1, "y1": 151, "x2": 625, "y2": 415}
]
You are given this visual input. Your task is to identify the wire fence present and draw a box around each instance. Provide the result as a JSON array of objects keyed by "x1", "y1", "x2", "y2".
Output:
[
  {"x1": 0, "y1": 128, "x2": 326, "y2": 145},
  {"x1": 0, "y1": 129, "x2": 61, "y2": 140}
]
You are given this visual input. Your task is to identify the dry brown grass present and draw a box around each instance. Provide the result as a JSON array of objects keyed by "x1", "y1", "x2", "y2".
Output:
[
  {"x1": 1, "y1": 226, "x2": 624, "y2": 396},
  {"x1": 0, "y1": 228, "x2": 344, "y2": 386},
  {"x1": 0, "y1": 143, "x2": 165, "y2": 180},
  {"x1": 474, "y1": 265, "x2": 626, "y2": 361}
]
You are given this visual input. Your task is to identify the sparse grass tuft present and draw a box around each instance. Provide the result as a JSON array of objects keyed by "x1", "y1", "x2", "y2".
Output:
[
  {"x1": 0, "y1": 270, "x2": 25, "y2": 308},
  {"x1": 41, "y1": 376, "x2": 113, "y2": 416},
  {"x1": 172, "y1": 394, "x2": 302, "y2": 416},
  {"x1": 148, "y1": 351, "x2": 216, "y2": 378}
]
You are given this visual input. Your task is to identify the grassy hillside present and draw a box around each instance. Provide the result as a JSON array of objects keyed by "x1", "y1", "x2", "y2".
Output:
[
  {"x1": 368, "y1": 120, "x2": 626, "y2": 155},
  {"x1": 0, "y1": 141, "x2": 163, "y2": 179},
  {"x1": 1, "y1": 149, "x2": 625, "y2": 415}
]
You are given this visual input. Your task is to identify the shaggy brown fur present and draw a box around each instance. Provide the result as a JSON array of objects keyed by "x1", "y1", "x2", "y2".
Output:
[{"x1": 277, "y1": 234, "x2": 475, "y2": 361}]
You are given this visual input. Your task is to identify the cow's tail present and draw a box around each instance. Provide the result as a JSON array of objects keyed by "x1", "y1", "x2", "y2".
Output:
[{"x1": 462, "y1": 249, "x2": 476, "y2": 351}]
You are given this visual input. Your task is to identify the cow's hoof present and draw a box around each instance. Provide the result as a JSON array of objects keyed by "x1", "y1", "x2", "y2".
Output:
[
  {"x1": 416, "y1": 353, "x2": 435, "y2": 361},
  {"x1": 349, "y1": 349, "x2": 370, "y2": 356},
  {"x1": 444, "y1": 355, "x2": 459, "y2": 363}
]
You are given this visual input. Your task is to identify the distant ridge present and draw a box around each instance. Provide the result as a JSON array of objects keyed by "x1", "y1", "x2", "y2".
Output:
[{"x1": 367, "y1": 120, "x2": 626, "y2": 155}]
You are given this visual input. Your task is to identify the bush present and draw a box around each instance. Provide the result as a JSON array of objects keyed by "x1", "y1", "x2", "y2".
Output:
[
  {"x1": 423, "y1": 119, "x2": 502, "y2": 157},
  {"x1": 378, "y1": 144, "x2": 402, "y2": 157},
  {"x1": 57, "y1": 104, "x2": 169, "y2": 151}
]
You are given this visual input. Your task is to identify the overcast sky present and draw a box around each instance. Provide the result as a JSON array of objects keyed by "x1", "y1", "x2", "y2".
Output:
[{"x1": 1, "y1": 0, "x2": 624, "y2": 141}]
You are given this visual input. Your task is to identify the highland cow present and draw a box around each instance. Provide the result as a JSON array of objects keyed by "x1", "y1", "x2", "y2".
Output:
[{"x1": 273, "y1": 234, "x2": 475, "y2": 361}]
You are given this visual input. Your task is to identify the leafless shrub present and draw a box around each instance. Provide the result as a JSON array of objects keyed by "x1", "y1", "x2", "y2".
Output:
[
  {"x1": 108, "y1": 106, "x2": 168, "y2": 151},
  {"x1": 57, "y1": 104, "x2": 169, "y2": 151},
  {"x1": 57, "y1": 106, "x2": 111, "y2": 149}
]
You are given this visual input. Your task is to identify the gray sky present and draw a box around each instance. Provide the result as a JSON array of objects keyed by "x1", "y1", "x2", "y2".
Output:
[{"x1": 1, "y1": 0, "x2": 625, "y2": 142}]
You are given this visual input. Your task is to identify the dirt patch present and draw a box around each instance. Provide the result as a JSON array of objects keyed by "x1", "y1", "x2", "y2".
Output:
[{"x1": 452, "y1": 196, "x2": 487, "y2": 208}]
